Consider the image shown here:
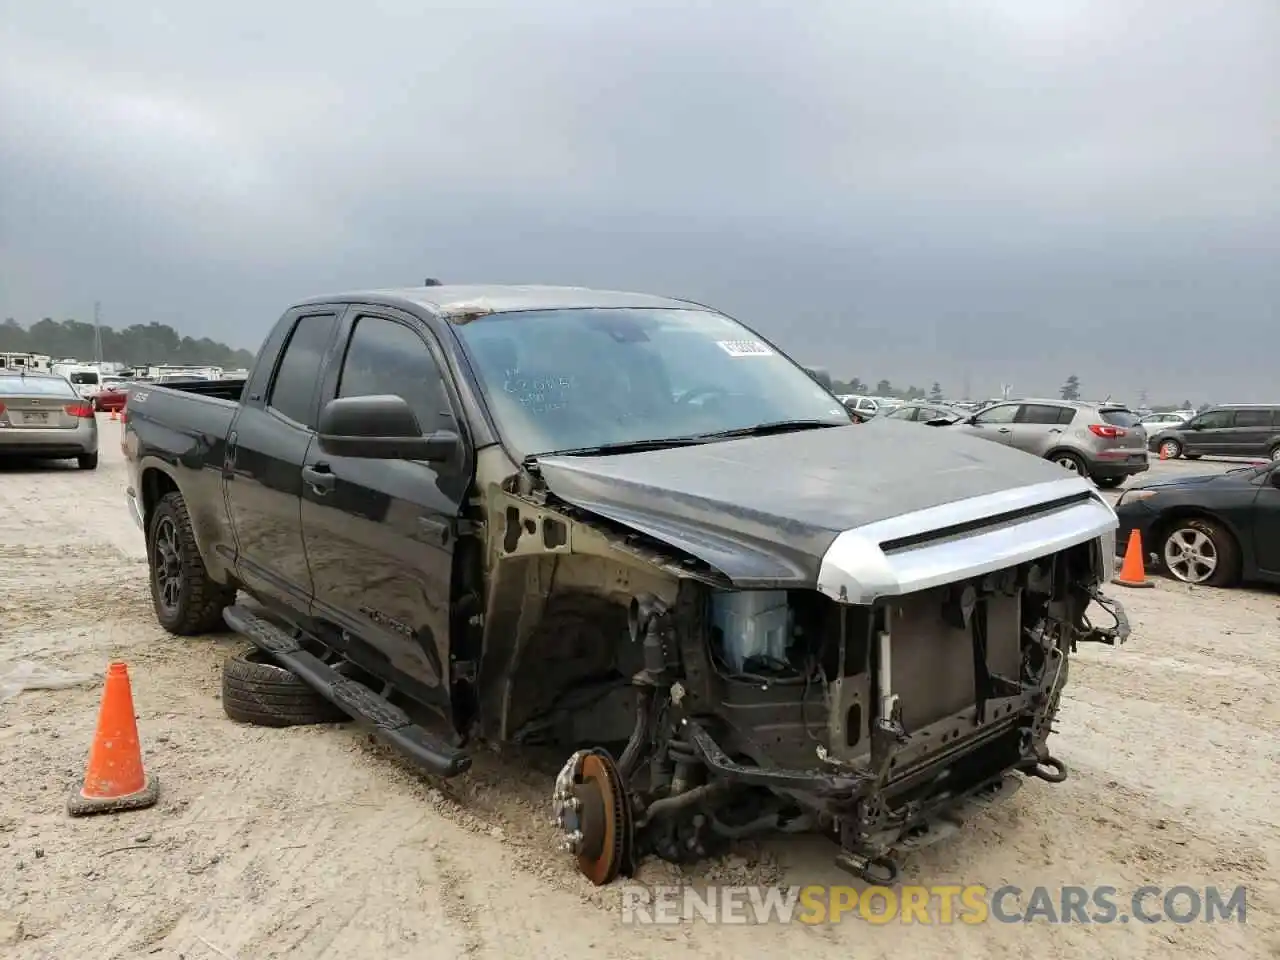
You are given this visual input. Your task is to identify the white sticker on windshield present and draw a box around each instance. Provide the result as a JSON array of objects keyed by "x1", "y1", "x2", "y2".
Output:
[{"x1": 716, "y1": 339, "x2": 773, "y2": 357}]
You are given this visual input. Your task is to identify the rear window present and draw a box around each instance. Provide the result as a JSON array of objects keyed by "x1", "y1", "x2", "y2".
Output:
[
  {"x1": 0, "y1": 376, "x2": 77, "y2": 397},
  {"x1": 69, "y1": 371, "x2": 100, "y2": 385},
  {"x1": 1099, "y1": 408, "x2": 1141, "y2": 428},
  {"x1": 1232, "y1": 408, "x2": 1277, "y2": 428}
]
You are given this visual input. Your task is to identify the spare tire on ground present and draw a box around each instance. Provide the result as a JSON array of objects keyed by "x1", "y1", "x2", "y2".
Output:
[{"x1": 221, "y1": 648, "x2": 349, "y2": 727}]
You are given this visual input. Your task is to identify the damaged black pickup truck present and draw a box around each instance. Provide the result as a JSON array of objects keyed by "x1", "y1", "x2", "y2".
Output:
[{"x1": 123, "y1": 285, "x2": 1129, "y2": 885}]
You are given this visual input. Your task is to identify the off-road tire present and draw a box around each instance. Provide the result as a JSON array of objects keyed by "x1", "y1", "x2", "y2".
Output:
[
  {"x1": 1093, "y1": 476, "x2": 1123, "y2": 489},
  {"x1": 148, "y1": 490, "x2": 236, "y2": 635},
  {"x1": 221, "y1": 648, "x2": 349, "y2": 727},
  {"x1": 1159, "y1": 517, "x2": 1241, "y2": 588},
  {"x1": 77, "y1": 453, "x2": 98, "y2": 470}
]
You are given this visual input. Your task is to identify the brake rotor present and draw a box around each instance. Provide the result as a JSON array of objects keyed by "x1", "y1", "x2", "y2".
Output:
[{"x1": 552, "y1": 748, "x2": 634, "y2": 885}]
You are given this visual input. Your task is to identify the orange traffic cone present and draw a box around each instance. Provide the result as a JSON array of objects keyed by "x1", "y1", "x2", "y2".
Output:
[
  {"x1": 109, "y1": 408, "x2": 118, "y2": 421},
  {"x1": 1158, "y1": 446, "x2": 1168, "y2": 461},
  {"x1": 1112, "y1": 530, "x2": 1154, "y2": 589},
  {"x1": 67, "y1": 662, "x2": 159, "y2": 816}
]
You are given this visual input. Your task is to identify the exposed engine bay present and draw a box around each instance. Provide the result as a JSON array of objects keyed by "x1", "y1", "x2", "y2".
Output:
[{"x1": 534, "y1": 538, "x2": 1129, "y2": 885}]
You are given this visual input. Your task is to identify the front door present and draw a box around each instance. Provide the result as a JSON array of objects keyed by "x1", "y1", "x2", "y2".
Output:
[
  {"x1": 224, "y1": 309, "x2": 342, "y2": 610},
  {"x1": 959, "y1": 402, "x2": 1018, "y2": 445},
  {"x1": 1252, "y1": 467, "x2": 1280, "y2": 577},
  {"x1": 1007, "y1": 402, "x2": 1070, "y2": 457},
  {"x1": 301, "y1": 309, "x2": 473, "y2": 708},
  {"x1": 1181, "y1": 409, "x2": 1234, "y2": 457}
]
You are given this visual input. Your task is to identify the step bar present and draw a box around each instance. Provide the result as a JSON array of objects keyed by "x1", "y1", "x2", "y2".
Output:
[{"x1": 222, "y1": 604, "x2": 471, "y2": 778}]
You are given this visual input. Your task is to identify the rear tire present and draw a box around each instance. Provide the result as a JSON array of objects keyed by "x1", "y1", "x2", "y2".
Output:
[
  {"x1": 221, "y1": 649, "x2": 348, "y2": 727},
  {"x1": 77, "y1": 453, "x2": 98, "y2": 470},
  {"x1": 148, "y1": 490, "x2": 236, "y2": 635}
]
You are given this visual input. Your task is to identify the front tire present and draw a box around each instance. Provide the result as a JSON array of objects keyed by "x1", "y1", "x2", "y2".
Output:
[
  {"x1": 1158, "y1": 439, "x2": 1183, "y2": 460},
  {"x1": 1049, "y1": 451, "x2": 1087, "y2": 475},
  {"x1": 147, "y1": 491, "x2": 236, "y2": 635},
  {"x1": 1160, "y1": 517, "x2": 1240, "y2": 587}
]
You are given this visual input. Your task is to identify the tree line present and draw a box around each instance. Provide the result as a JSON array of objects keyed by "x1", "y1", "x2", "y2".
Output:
[{"x1": 0, "y1": 317, "x2": 255, "y2": 369}]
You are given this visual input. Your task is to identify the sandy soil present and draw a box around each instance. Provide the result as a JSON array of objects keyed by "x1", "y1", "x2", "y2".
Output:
[{"x1": 1, "y1": 422, "x2": 1278, "y2": 959}]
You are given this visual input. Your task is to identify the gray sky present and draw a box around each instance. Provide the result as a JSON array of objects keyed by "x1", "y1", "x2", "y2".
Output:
[{"x1": 1, "y1": 0, "x2": 1277, "y2": 403}]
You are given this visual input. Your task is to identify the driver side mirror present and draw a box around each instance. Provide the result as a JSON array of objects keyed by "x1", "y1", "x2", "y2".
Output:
[{"x1": 318, "y1": 395, "x2": 458, "y2": 462}]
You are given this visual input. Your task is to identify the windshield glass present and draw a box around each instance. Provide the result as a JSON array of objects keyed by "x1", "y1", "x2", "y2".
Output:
[
  {"x1": 454, "y1": 307, "x2": 851, "y2": 456},
  {"x1": 0, "y1": 375, "x2": 77, "y2": 397}
]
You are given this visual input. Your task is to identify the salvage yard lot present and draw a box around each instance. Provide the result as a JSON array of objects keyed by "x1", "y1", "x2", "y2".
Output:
[{"x1": 1, "y1": 419, "x2": 1277, "y2": 959}]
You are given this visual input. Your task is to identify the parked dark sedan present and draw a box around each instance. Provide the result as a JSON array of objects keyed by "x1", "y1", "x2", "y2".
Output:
[{"x1": 1113, "y1": 461, "x2": 1280, "y2": 587}]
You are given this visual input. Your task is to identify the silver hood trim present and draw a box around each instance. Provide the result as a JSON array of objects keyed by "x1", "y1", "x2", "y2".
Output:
[{"x1": 817, "y1": 477, "x2": 1119, "y2": 604}]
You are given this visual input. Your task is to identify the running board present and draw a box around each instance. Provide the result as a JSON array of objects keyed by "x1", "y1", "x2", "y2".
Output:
[{"x1": 222, "y1": 604, "x2": 471, "y2": 778}]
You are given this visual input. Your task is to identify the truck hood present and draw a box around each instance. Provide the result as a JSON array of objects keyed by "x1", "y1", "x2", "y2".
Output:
[{"x1": 534, "y1": 420, "x2": 1120, "y2": 602}]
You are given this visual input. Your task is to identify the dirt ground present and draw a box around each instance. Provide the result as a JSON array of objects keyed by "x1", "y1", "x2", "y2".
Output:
[{"x1": 1, "y1": 420, "x2": 1277, "y2": 959}]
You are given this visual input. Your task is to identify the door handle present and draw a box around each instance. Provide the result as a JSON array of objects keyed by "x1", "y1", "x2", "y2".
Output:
[
  {"x1": 1049, "y1": 428, "x2": 1062, "y2": 434},
  {"x1": 997, "y1": 427, "x2": 1011, "y2": 433},
  {"x1": 302, "y1": 463, "x2": 336, "y2": 495}
]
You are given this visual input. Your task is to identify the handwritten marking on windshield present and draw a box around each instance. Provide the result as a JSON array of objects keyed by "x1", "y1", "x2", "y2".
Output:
[{"x1": 715, "y1": 340, "x2": 773, "y2": 357}]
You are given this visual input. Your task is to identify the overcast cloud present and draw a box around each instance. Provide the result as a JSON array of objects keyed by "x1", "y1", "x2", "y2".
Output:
[{"x1": 1, "y1": 0, "x2": 1276, "y2": 401}]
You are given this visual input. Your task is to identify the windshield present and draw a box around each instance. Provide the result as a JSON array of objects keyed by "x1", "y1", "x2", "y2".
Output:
[
  {"x1": 0, "y1": 375, "x2": 77, "y2": 397},
  {"x1": 454, "y1": 307, "x2": 851, "y2": 456}
]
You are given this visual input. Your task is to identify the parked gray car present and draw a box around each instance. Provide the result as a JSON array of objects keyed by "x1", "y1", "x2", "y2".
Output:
[
  {"x1": 1145, "y1": 404, "x2": 1280, "y2": 462},
  {"x1": 0, "y1": 371, "x2": 100, "y2": 469},
  {"x1": 950, "y1": 399, "x2": 1148, "y2": 488},
  {"x1": 880, "y1": 401, "x2": 967, "y2": 425}
]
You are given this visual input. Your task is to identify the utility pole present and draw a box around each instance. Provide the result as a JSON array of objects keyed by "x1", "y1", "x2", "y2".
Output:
[{"x1": 92, "y1": 301, "x2": 104, "y2": 366}]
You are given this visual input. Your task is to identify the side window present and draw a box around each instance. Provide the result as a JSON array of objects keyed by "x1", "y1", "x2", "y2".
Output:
[
  {"x1": 1018, "y1": 404, "x2": 1066, "y2": 425},
  {"x1": 1057, "y1": 406, "x2": 1077, "y2": 425},
  {"x1": 975, "y1": 403, "x2": 1018, "y2": 424},
  {"x1": 1192, "y1": 410, "x2": 1234, "y2": 429},
  {"x1": 337, "y1": 315, "x2": 451, "y2": 432},
  {"x1": 1233, "y1": 408, "x2": 1272, "y2": 428},
  {"x1": 267, "y1": 313, "x2": 337, "y2": 427},
  {"x1": 886, "y1": 407, "x2": 915, "y2": 420}
]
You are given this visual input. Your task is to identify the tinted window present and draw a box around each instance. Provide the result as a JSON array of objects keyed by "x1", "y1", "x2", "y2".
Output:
[
  {"x1": 1191, "y1": 410, "x2": 1233, "y2": 429},
  {"x1": 69, "y1": 371, "x2": 99, "y2": 385},
  {"x1": 1233, "y1": 408, "x2": 1275, "y2": 428},
  {"x1": 455, "y1": 307, "x2": 849, "y2": 457},
  {"x1": 1019, "y1": 404, "x2": 1067, "y2": 425},
  {"x1": 975, "y1": 404, "x2": 1018, "y2": 424},
  {"x1": 1099, "y1": 408, "x2": 1140, "y2": 428},
  {"x1": 1057, "y1": 406, "x2": 1077, "y2": 425},
  {"x1": 337, "y1": 316, "x2": 450, "y2": 432},
  {"x1": 0, "y1": 375, "x2": 76, "y2": 397},
  {"x1": 267, "y1": 313, "x2": 336, "y2": 427}
]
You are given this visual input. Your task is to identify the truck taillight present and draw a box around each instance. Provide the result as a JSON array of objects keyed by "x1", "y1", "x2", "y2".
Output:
[
  {"x1": 1088, "y1": 424, "x2": 1124, "y2": 439},
  {"x1": 64, "y1": 404, "x2": 96, "y2": 418}
]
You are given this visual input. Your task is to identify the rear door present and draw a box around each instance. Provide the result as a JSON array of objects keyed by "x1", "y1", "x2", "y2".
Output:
[
  {"x1": 302, "y1": 309, "x2": 473, "y2": 704},
  {"x1": 1223, "y1": 408, "x2": 1275, "y2": 457},
  {"x1": 1009, "y1": 403, "x2": 1070, "y2": 456},
  {"x1": 224, "y1": 308, "x2": 344, "y2": 610}
]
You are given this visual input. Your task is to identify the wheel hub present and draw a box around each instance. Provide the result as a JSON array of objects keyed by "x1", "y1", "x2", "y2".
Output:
[{"x1": 552, "y1": 748, "x2": 634, "y2": 885}]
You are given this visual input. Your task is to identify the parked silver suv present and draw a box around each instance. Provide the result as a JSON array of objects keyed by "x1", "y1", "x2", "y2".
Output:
[{"x1": 950, "y1": 399, "x2": 1148, "y2": 488}]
